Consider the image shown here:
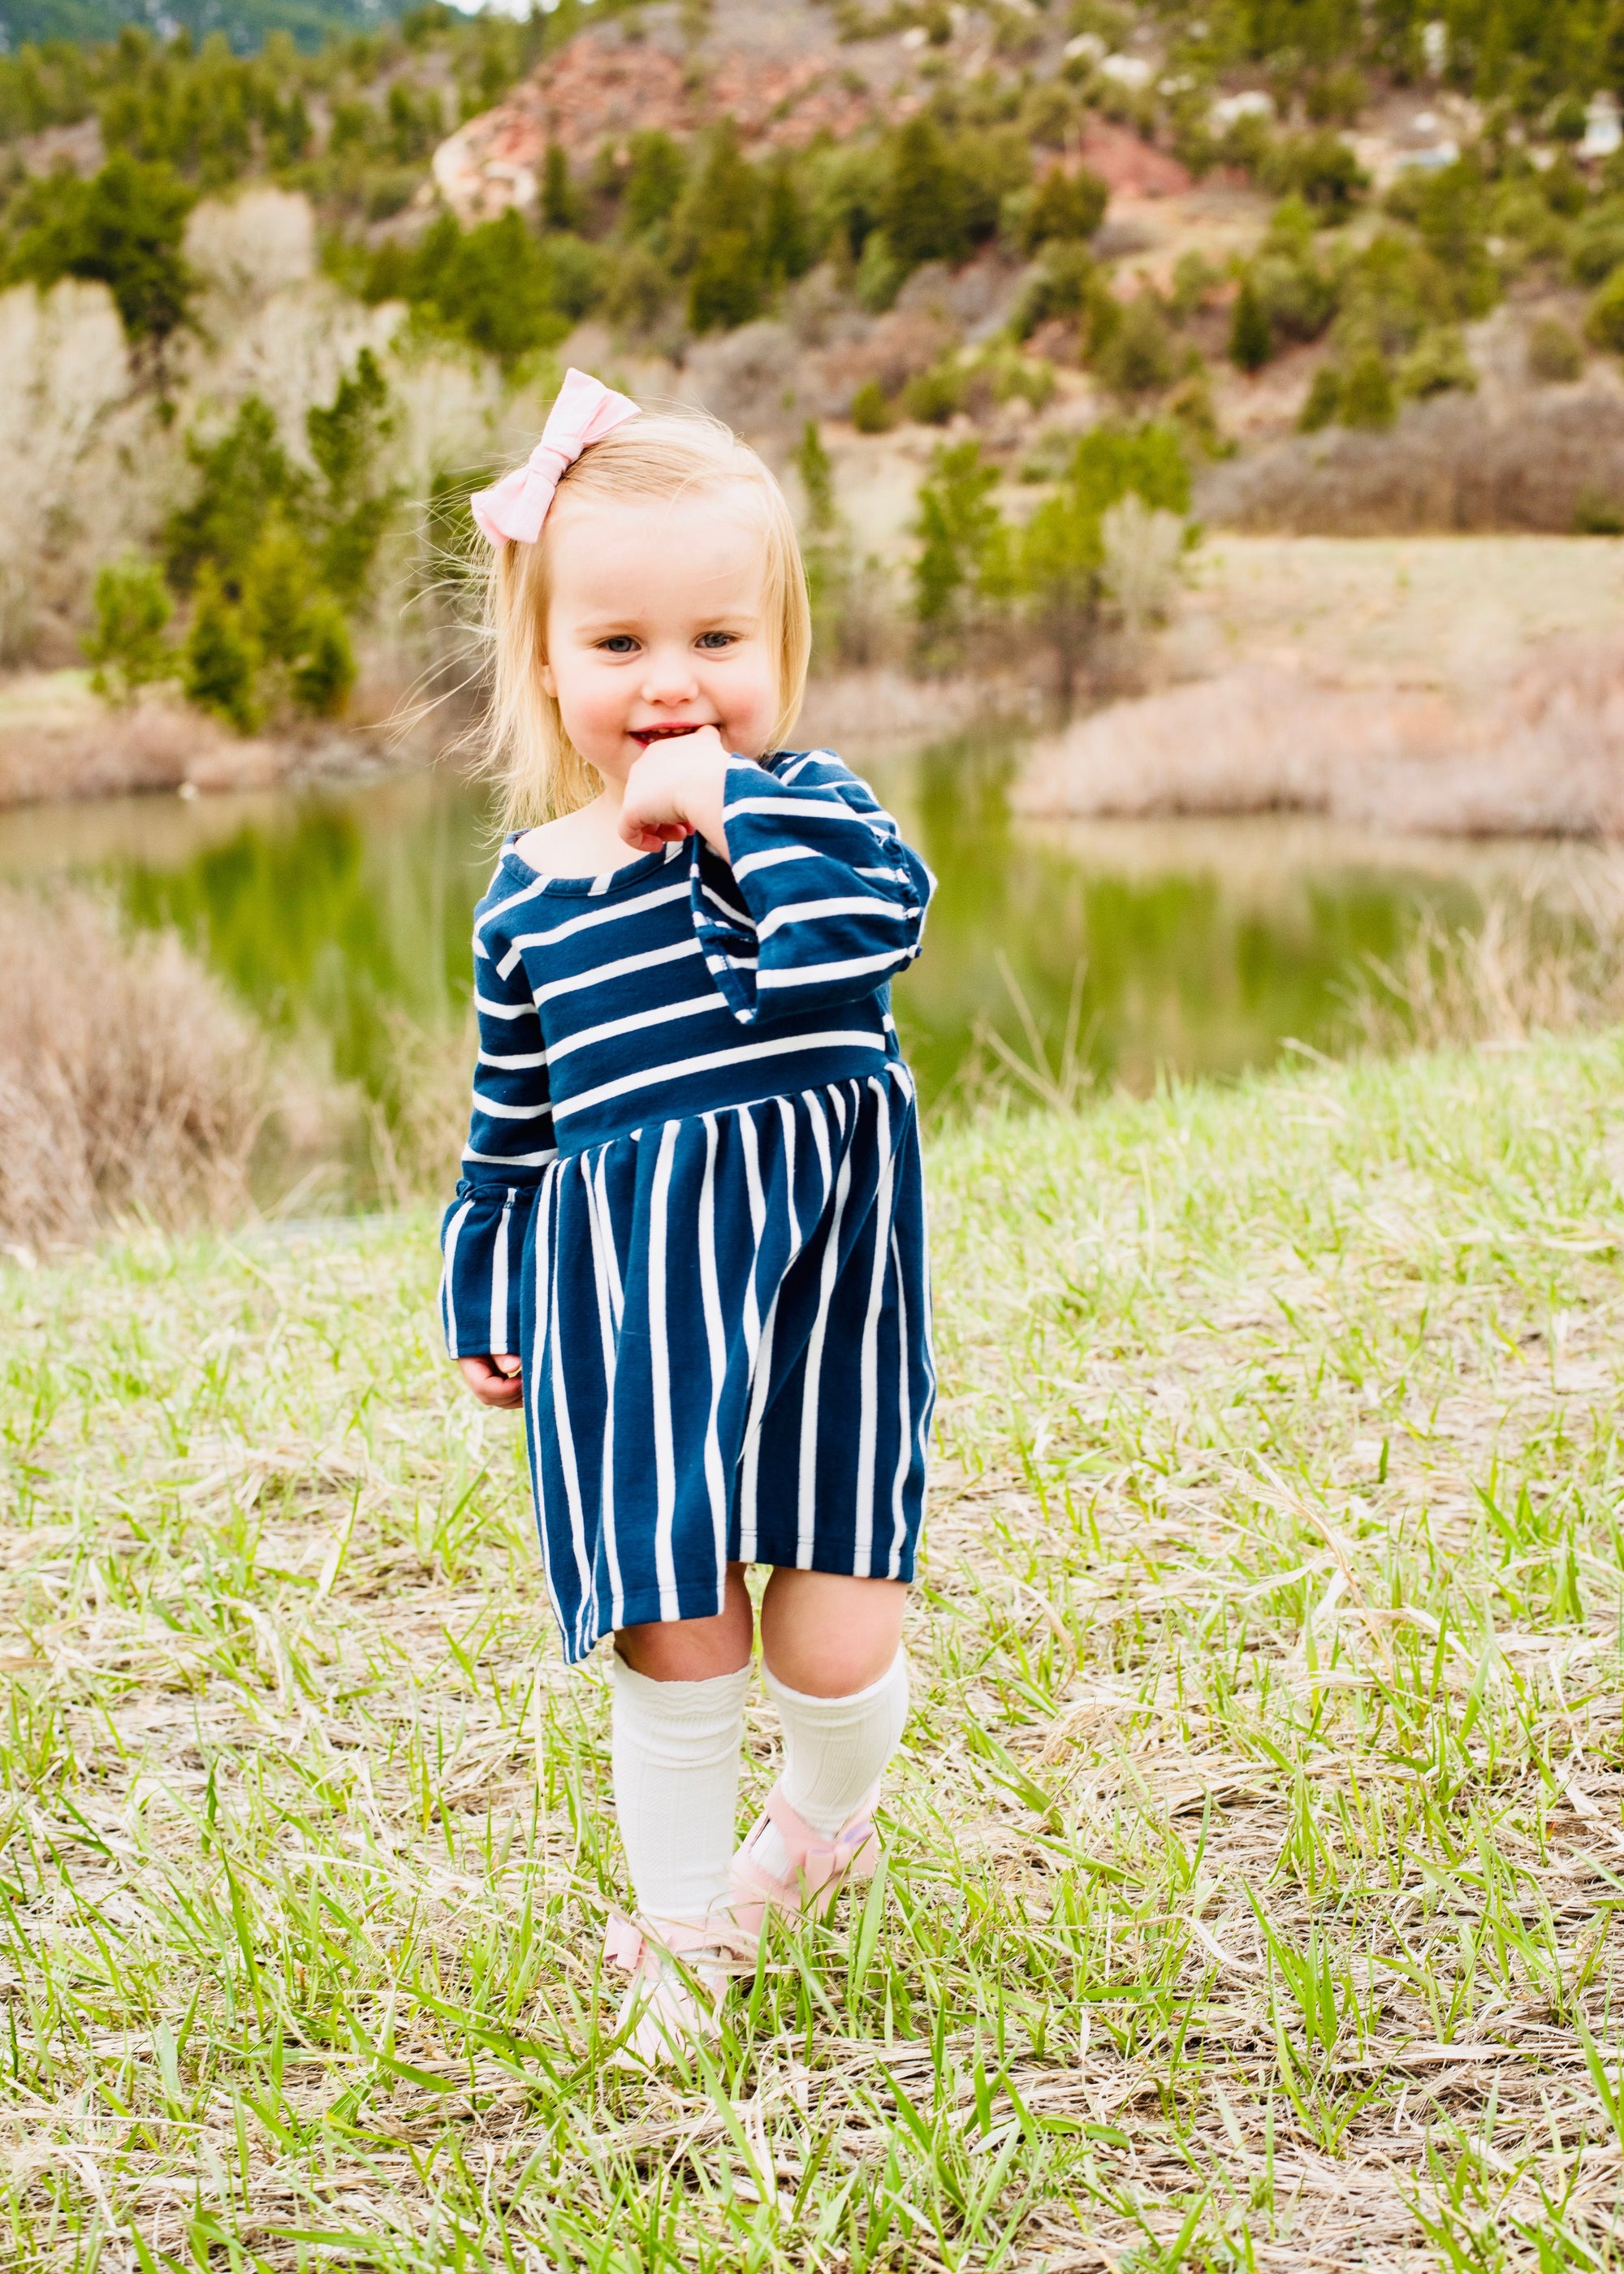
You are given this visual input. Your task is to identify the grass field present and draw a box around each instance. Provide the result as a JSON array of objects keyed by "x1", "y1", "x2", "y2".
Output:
[{"x1": 6, "y1": 1032, "x2": 1624, "y2": 2270}]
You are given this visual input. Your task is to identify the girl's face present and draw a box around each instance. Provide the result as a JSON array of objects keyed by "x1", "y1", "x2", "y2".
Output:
[{"x1": 539, "y1": 484, "x2": 782, "y2": 785}]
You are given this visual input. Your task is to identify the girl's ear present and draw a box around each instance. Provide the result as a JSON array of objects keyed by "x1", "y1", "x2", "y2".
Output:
[{"x1": 539, "y1": 659, "x2": 557, "y2": 698}]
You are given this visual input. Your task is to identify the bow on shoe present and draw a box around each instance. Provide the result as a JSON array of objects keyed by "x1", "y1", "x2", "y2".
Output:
[{"x1": 470, "y1": 367, "x2": 641, "y2": 546}]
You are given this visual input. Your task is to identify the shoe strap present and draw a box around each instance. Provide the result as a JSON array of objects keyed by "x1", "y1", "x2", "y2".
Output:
[
  {"x1": 762, "y1": 1779, "x2": 881, "y2": 1887},
  {"x1": 604, "y1": 1912, "x2": 750, "y2": 1974}
]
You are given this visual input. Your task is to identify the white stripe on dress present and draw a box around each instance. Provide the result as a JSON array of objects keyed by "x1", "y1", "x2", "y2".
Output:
[
  {"x1": 756, "y1": 948, "x2": 918, "y2": 990},
  {"x1": 545, "y1": 1175, "x2": 597, "y2": 1658},
  {"x1": 581, "y1": 1157, "x2": 625, "y2": 1629},
  {"x1": 532, "y1": 936, "x2": 702, "y2": 1008},
  {"x1": 551, "y1": 1029, "x2": 886, "y2": 1122},
  {"x1": 797, "y1": 1136, "x2": 854, "y2": 1567},
  {"x1": 754, "y1": 895, "x2": 909, "y2": 944},
  {"x1": 490, "y1": 1190, "x2": 512, "y2": 1355},
  {"x1": 853, "y1": 1077, "x2": 895, "y2": 1575},
  {"x1": 888, "y1": 1225, "x2": 913, "y2": 1581},
  {"x1": 439, "y1": 1197, "x2": 473, "y2": 1357},
  {"x1": 543, "y1": 990, "x2": 715, "y2": 1067},
  {"x1": 497, "y1": 880, "x2": 691, "y2": 971},
  {"x1": 697, "y1": 1114, "x2": 729, "y2": 1589},
  {"x1": 648, "y1": 1121, "x2": 681, "y2": 1621}
]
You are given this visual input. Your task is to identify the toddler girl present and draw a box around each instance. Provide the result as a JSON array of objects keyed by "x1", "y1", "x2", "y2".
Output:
[{"x1": 438, "y1": 371, "x2": 935, "y2": 2059}]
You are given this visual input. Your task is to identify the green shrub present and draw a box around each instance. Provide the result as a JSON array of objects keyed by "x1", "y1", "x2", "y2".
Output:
[
  {"x1": 881, "y1": 115, "x2": 970, "y2": 270},
  {"x1": 1339, "y1": 348, "x2": 1397, "y2": 430},
  {"x1": 1527, "y1": 317, "x2": 1584, "y2": 383},
  {"x1": 365, "y1": 210, "x2": 572, "y2": 369},
  {"x1": 5, "y1": 150, "x2": 196, "y2": 347},
  {"x1": 689, "y1": 230, "x2": 762, "y2": 331},
  {"x1": 912, "y1": 438, "x2": 1009, "y2": 635},
  {"x1": 902, "y1": 361, "x2": 966, "y2": 425},
  {"x1": 1229, "y1": 276, "x2": 1272, "y2": 370},
  {"x1": 240, "y1": 521, "x2": 311, "y2": 668},
  {"x1": 184, "y1": 570, "x2": 257, "y2": 734},
  {"x1": 603, "y1": 244, "x2": 672, "y2": 336},
  {"x1": 1298, "y1": 364, "x2": 1341, "y2": 430},
  {"x1": 1097, "y1": 296, "x2": 1177, "y2": 397},
  {"x1": 292, "y1": 602, "x2": 356, "y2": 719},
  {"x1": 850, "y1": 378, "x2": 896, "y2": 433},
  {"x1": 1267, "y1": 129, "x2": 1367, "y2": 219},
  {"x1": 1588, "y1": 267, "x2": 1624, "y2": 354},
  {"x1": 165, "y1": 398, "x2": 299, "y2": 598},
  {"x1": 82, "y1": 554, "x2": 173, "y2": 702},
  {"x1": 1013, "y1": 238, "x2": 1099, "y2": 338},
  {"x1": 1570, "y1": 204, "x2": 1624, "y2": 287},
  {"x1": 1021, "y1": 162, "x2": 1108, "y2": 253},
  {"x1": 1398, "y1": 326, "x2": 1476, "y2": 399},
  {"x1": 623, "y1": 129, "x2": 686, "y2": 237}
]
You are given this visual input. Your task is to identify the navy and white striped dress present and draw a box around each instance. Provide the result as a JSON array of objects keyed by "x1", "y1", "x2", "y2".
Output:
[{"x1": 438, "y1": 750, "x2": 937, "y2": 1664}]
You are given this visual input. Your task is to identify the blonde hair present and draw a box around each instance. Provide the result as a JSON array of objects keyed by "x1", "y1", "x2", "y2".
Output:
[{"x1": 481, "y1": 403, "x2": 812, "y2": 828}]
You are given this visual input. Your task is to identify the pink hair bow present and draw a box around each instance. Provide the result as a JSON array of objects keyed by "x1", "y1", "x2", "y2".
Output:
[{"x1": 470, "y1": 367, "x2": 641, "y2": 546}]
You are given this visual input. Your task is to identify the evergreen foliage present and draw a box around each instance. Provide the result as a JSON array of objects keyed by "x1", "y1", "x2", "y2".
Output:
[
  {"x1": 82, "y1": 554, "x2": 174, "y2": 699},
  {"x1": 1021, "y1": 161, "x2": 1108, "y2": 252},
  {"x1": 184, "y1": 568, "x2": 258, "y2": 731},
  {"x1": 5, "y1": 150, "x2": 196, "y2": 344},
  {"x1": 1229, "y1": 275, "x2": 1274, "y2": 370}
]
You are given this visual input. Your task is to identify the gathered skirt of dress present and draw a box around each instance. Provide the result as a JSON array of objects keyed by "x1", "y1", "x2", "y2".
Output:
[{"x1": 518, "y1": 1062, "x2": 933, "y2": 1662}]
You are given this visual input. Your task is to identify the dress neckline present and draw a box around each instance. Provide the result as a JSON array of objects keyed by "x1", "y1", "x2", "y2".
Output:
[{"x1": 499, "y1": 837, "x2": 685, "y2": 897}]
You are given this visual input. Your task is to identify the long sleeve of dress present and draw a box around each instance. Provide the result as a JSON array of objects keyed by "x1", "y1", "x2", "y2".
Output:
[
  {"x1": 693, "y1": 751, "x2": 935, "y2": 1027},
  {"x1": 438, "y1": 899, "x2": 555, "y2": 1359}
]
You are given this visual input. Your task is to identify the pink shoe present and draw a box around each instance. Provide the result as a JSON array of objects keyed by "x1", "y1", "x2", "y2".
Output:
[
  {"x1": 603, "y1": 1913, "x2": 750, "y2": 2064},
  {"x1": 728, "y1": 1780, "x2": 882, "y2": 1943}
]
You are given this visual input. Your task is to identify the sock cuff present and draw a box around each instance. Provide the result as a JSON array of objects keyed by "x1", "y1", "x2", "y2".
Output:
[
  {"x1": 612, "y1": 1654, "x2": 753, "y2": 1717},
  {"x1": 762, "y1": 1651, "x2": 907, "y2": 1716}
]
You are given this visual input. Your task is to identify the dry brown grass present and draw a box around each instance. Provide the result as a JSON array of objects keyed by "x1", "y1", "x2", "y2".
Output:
[
  {"x1": 1349, "y1": 865, "x2": 1624, "y2": 1055},
  {"x1": 0, "y1": 886, "x2": 273, "y2": 1250},
  {"x1": 1015, "y1": 637, "x2": 1624, "y2": 837}
]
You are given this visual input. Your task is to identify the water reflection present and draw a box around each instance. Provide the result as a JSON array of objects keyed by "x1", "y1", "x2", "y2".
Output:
[{"x1": 0, "y1": 744, "x2": 1586, "y2": 1117}]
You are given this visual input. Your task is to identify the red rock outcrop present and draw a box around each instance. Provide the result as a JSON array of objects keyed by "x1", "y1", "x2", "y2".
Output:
[{"x1": 433, "y1": 27, "x2": 900, "y2": 225}]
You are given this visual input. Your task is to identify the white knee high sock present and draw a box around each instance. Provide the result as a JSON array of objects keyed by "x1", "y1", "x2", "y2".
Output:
[
  {"x1": 762, "y1": 1654, "x2": 910, "y2": 1842},
  {"x1": 611, "y1": 1656, "x2": 750, "y2": 1926}
]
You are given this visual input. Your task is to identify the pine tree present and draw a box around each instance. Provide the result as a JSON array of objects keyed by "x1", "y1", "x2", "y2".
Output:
[
  {"x1": 83, "y1": 554, "x2": 173, "y2": 703},
  {"x1": 881, "y1": 117, "x2": 970, "y2": 271},
  {"x1": 624, "y1": 129, "x2": 686, "y2": 236},
  {"x1": 292, "y1": 603, "x2": 356, "y2": 720},
  {"x1": 542, "y1": 142, "x2": 581, "y2": 232},
  {"x1": 240, "y1": 520, "x2": 310, "y2": 668},
  {"x1": 1229, "y1": 276, "x2": 1273, "y2": 372},
  {"x1": 794, "y1": 420, "x2": 837, "y2": 532},
  {"x1": 184, "y1": 569, "x2": 258, "y2": 733},
  {"x1": 1023, "y1": 164, "x2": 1108, "y2": 254},
  {"x1": 1340, "y1": 348, "x2": 1397, "y2": 428},
  {"x1": 760, "y1": 157, "x2": 810, "y2": 284}
]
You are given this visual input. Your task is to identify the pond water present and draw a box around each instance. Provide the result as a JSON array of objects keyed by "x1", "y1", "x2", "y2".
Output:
[{"x1": 0, "y1": 735, "x2": 1577, "y2": 1119}]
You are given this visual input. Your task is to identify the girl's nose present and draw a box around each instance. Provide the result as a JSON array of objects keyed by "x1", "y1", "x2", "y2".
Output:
[{"x1": 640, "y1": 647, "x2": 701, "y2": 704}]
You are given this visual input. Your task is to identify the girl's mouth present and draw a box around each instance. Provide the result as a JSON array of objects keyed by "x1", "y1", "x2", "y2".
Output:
[{"x1": 629, "y1": 723, "x2": 713, "y2": 747}]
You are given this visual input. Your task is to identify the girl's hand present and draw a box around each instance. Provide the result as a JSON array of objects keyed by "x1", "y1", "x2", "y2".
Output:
[
  {"x1": 620, "y1": 728, "x2": 732, "y2": 858},
  {"x1": 459, "y1": 1353, "x2": 523, "y2": 1409}
]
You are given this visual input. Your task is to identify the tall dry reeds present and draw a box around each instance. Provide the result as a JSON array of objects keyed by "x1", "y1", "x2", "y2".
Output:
[
  {"x1": 1348, "y1": 867, "x2": 1624, "y2": 1054},
  {"x1": 1015, "y1": 634, "x2": 1624, "y2": 838},
  {"x1": 0, "y1": 888, "x2": 272, "y2": 1251}
]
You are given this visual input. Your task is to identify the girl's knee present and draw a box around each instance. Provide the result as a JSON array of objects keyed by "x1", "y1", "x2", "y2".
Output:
[
  {"x1": 759, "y1": 1569, "x2": 907, "y2": 1697},
  {"x1": 615, "y1": 1567, "x2": 754, "y2": 1681}
]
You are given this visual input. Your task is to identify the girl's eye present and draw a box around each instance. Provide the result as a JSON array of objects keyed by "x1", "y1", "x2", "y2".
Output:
[
  {"x1": 697, "y1": 631, "x2": 737, "y2": 651},
  {"x1": 599, "y1": 635, "x2": 639, "y2": 655}
]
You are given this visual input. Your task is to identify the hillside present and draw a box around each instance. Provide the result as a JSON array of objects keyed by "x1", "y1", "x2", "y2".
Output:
[
  {"x1": 1, "y1": 0, "x2": 1624, "y2": 784},
  {"x1": 0, "y1": 0, "x2": 398, "y2": 58}
]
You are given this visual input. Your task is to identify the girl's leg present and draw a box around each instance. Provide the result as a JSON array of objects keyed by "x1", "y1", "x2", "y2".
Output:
[
  {"x1": 746, "y1": 1571, "x2": 909, "y2": 1884},
  {"x1": 611, "y1": 1565, "x2": 754, "y2": 1928}
]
